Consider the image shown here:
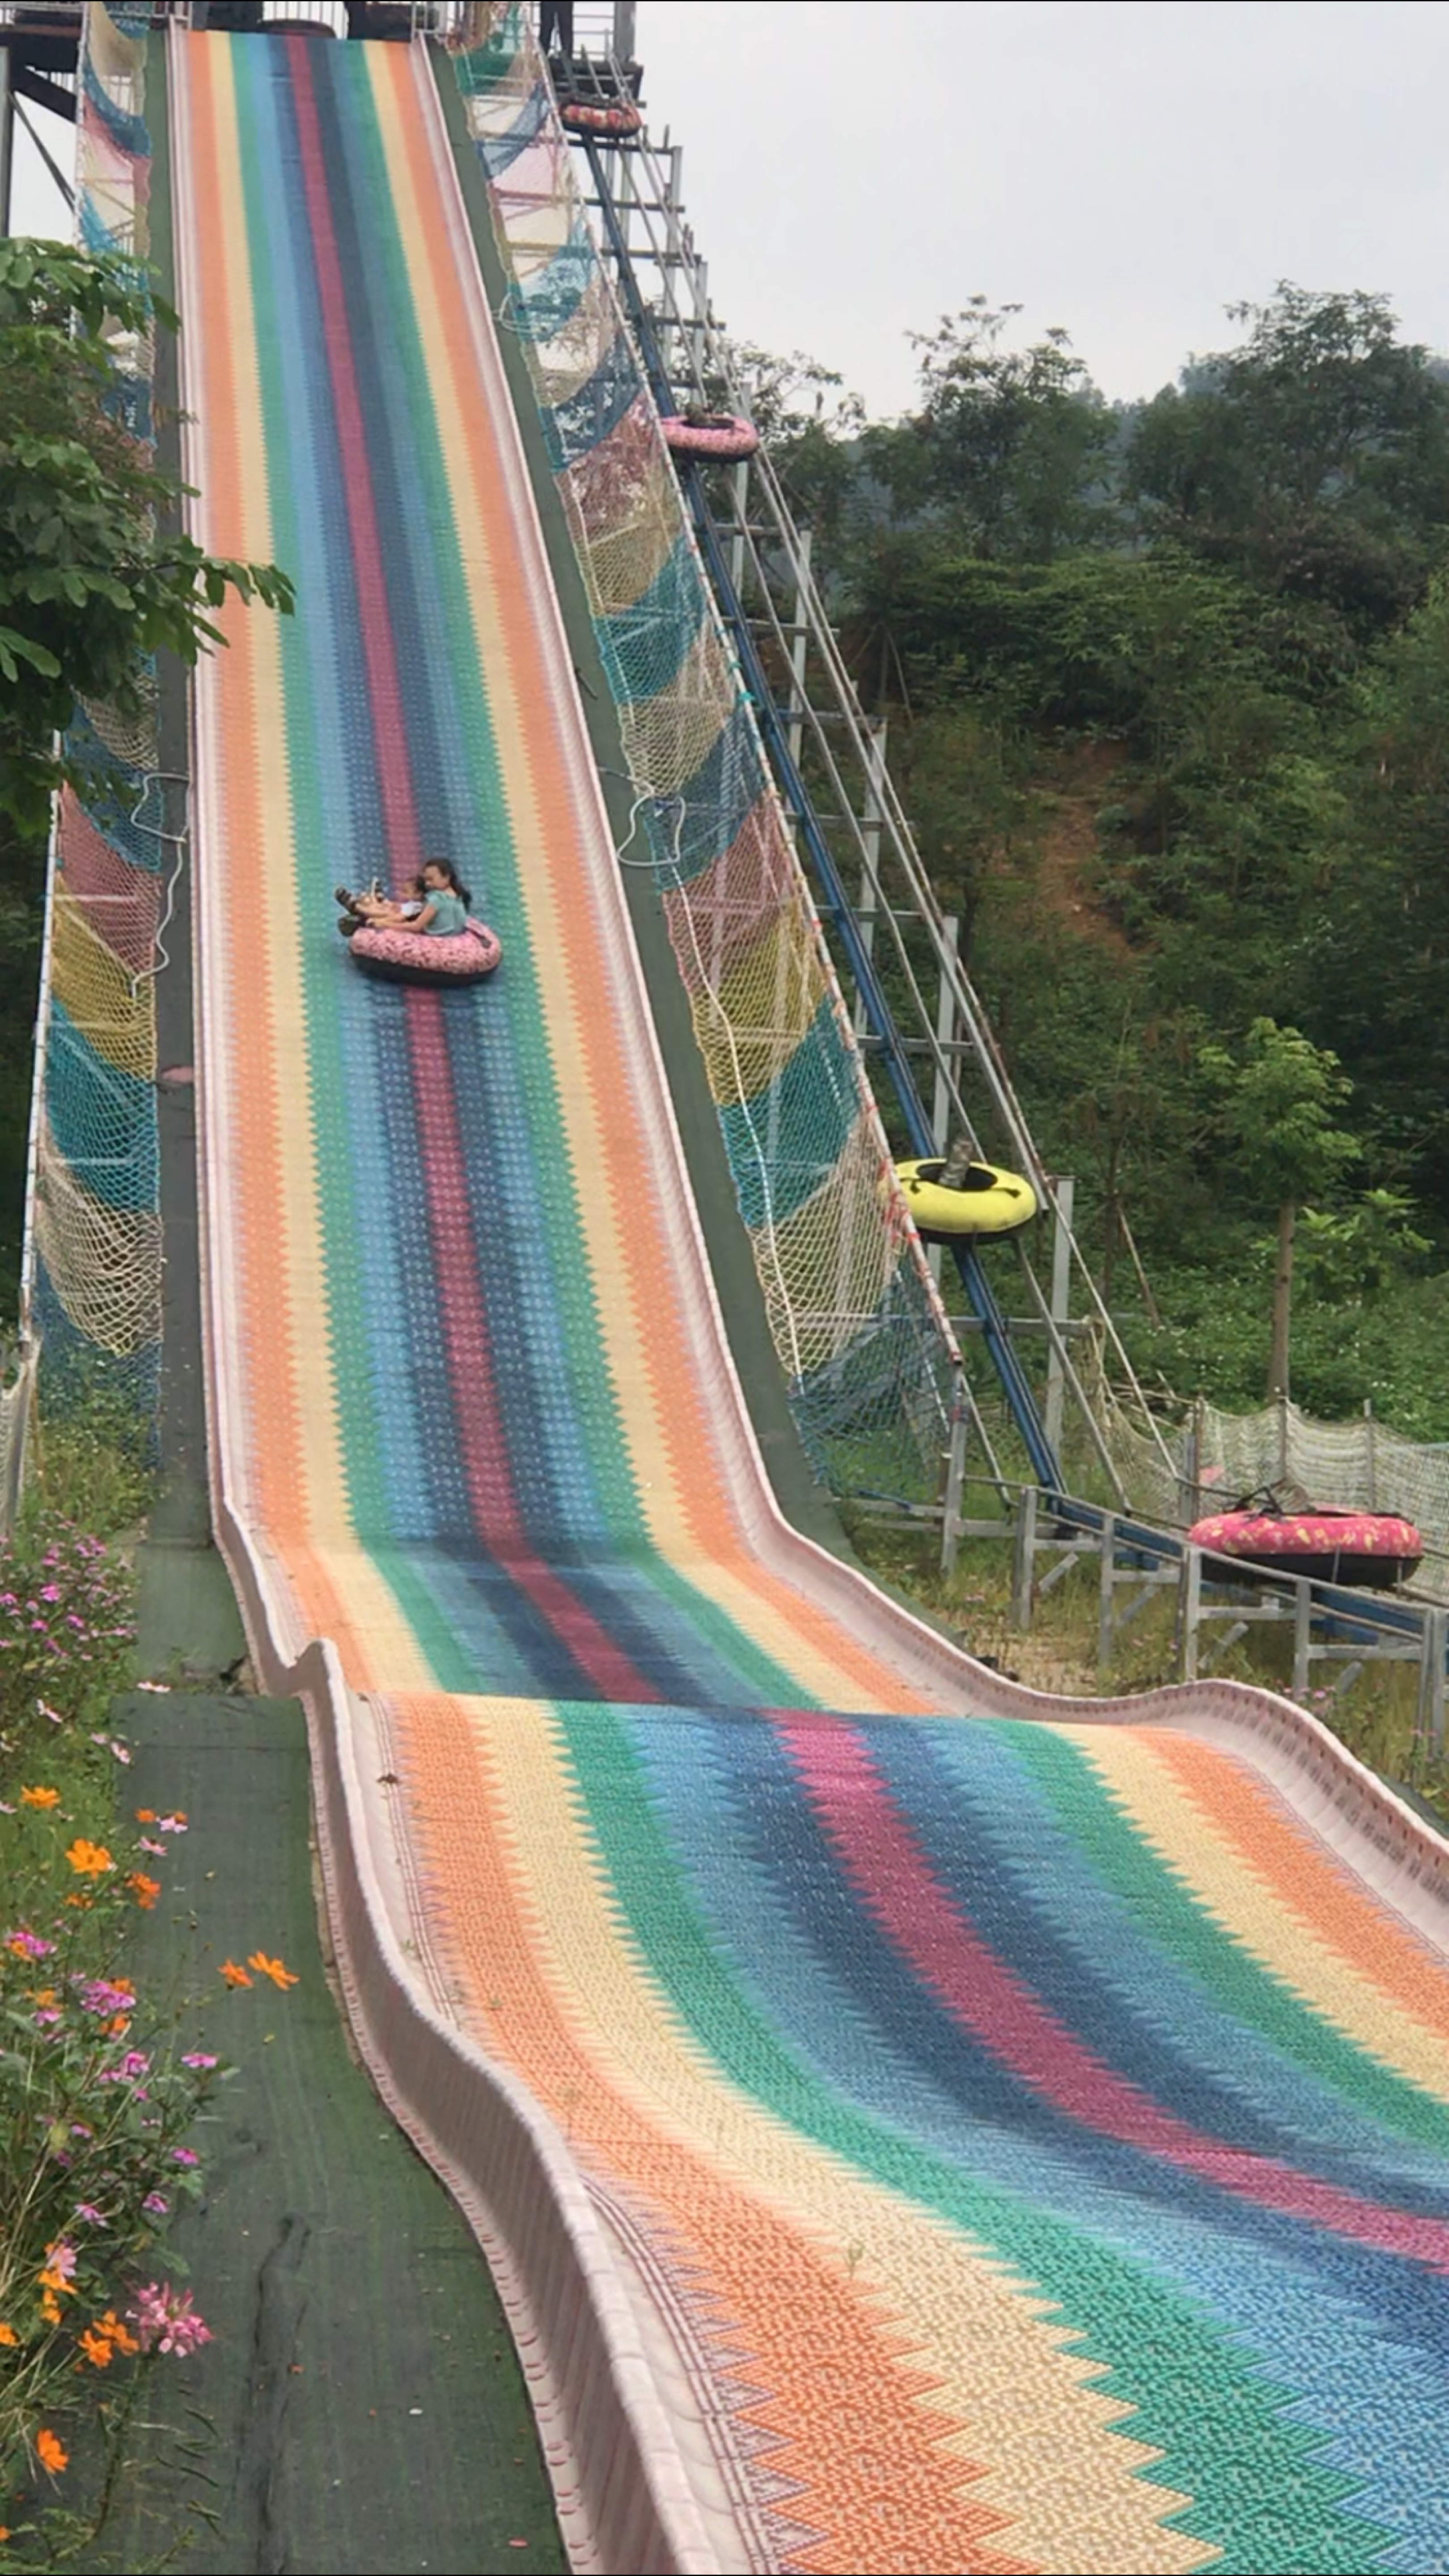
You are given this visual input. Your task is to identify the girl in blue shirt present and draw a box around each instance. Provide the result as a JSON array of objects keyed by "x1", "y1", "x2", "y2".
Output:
[{"x1": 336, "y1": 858, "x2": 472, "y2": 939}]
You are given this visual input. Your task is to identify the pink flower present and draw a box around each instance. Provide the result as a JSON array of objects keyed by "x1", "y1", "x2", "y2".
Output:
[
  {"x1": 141, "y1": 2192, "x2": 168, "y2": 2217},
  {"x1": 38, "y1": 1586, "x2": 59, "y2": 1604},
  {"x1": 79, "y1": 1980, "x2": 135, "y2": 2017},
  {"x1": 171, "y1": 2147, "x2": 199, "y2": 2168},
  {"x1": 45, "y1": 2242, "x2": 77, "y2": 2282},
  {"x1": 127, "y1": 2282, "x2": 212, "y2": 2357},
  {"x1": 7, "y1": 1927, "x2": 55, "y2": 1960},
  {"x1": 138, "y1": 1837, "x2": 165, "y2": 1856},
  {"x1": 74, "y1": 2203, "x2": 108, "y2": 2228},
  {"x1": 158, "y1": 1815, "x2": 187, "y2": 1835},
  {"x1": 180, "y1": 2052, "x2": 218, "y2": 2071}
]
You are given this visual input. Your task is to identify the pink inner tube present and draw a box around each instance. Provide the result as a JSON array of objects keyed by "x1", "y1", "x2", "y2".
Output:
[
  {"x1": 348, "y1": 918, "x2": 503, "y2": 986},
  {"x1": 559, "y1": 98, "x2": 642, "y2": 136},
  {"x1": 661, "y1": 414, "x2": 760, "y2": 462},
  {"x1": 1189, "y1": 1508, "x2": 1423, "y2": 1585}
]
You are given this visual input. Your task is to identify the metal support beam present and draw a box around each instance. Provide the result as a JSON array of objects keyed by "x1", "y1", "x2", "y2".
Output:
[
  {"x1": 1012, "y1": 1484, "x2": 1037, "y2": 1631},
  {"x1": 1097, "y1": 1512, "x2": 1117, "y2": 1672},
  {"x1": 0, "y1": 49, "x2": 13, "y2": 241}
]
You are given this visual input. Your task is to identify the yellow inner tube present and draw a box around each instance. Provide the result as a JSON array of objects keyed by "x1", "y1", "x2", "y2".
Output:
[{"x1": 895, "y1": 1157, "x2": 1038, "y2": 1239}]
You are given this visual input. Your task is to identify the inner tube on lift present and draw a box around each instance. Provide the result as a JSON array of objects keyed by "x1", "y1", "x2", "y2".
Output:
[
  {"x1": 1187, "y1": 1506, "x2": 1423, "y2": 1590},
  {"x1": 559, "y1": 97, "x2": 643, "y2": 137},
  {"x1": 347, "y1": 919, "x2": 503, "y2": 990},
  {"x1": 661, "y1": 412, "x2": 761, "y2": 463},
  {"x1": 894, "y1": 1157, "x2": 1038, "y2": 1242}
]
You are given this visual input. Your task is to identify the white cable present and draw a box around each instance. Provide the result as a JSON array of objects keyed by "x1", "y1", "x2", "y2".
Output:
[{"x1": 124, "y1": 770, "x2": 190, "y2": 996}]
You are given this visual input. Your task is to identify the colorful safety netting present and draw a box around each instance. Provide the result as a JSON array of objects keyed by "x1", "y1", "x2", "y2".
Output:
[
  {"x1": 26, "y1": 4, "x2": 165, "y2": 1436},
  {"x1": 449, "y1": 8, "x2": 960, "y2": 1500}
]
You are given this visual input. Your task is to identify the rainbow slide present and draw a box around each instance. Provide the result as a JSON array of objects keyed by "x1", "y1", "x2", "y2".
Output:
[{"x1": 168, "y1": 26, "x2": 1449, "y2": 2575}]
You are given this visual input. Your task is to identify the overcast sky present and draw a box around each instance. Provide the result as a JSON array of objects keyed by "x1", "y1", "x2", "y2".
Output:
[
  {"x1": 11, "y1": 1, "x2": 1449, "y2": 420},
  {"x1": 641, "y1": 0, "x2": 1449, "y2": 418}
]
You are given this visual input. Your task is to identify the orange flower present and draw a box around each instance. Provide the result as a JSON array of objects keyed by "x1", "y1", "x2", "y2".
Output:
[
  {"x1": 19, "y1": 1785, "x2": 59, "y2": 1809},
  {"x1": 38, "y1": 2267, "x2": 74, "y2": 2301},
  {"x1": 64, "y1": 1839, "x2": 112, "y2": 1878},
  {"x1": 0, "y1": 2322, "x2": 16, "y2": 2346},
  {"x1": 104, "y1": 2013, "x2": 130, "y2": 2037},
  {"x1": 127, "y1": 1873, "x2": 160, "y2": 1911},
  {"x1": 35, "y1": 2428, "x2": 67, "y2": 2475},
  {"x1": 39, "y1": 2291, "x2": 60, "y2": 2327},
  {"x1": 246, "y1": 1952, "x2": 299, "y2": 1990},
  {"x1": 98, "y1": 2309, "x2": 137, "y2": 2357},
  {"x1": 78, "y1": 2326, "x2": 112, "y2": 2369},
  {"x1": 134, "y1": 1809, "x2": 156, "y2": 1824},
  {"x1": 218, "y1": 1959, "x2": 252, "y2": 1988}
]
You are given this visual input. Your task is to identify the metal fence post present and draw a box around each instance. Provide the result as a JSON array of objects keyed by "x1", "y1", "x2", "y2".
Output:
[
  {"x1": 1011, "y1": 1484, "x2": 1037, "y2": 1631},
  {"x1": 1293, "y1": 1579, "x2": 1313, "y2": 1703},
  {"x1": 1042, "y1": 1175, "x2": 1074, "y2": 1465},
  {"x1": 940, "y1": 1397, "x2": 967, "y2": 1578},
  {"x1": 1413, "y1": 1597, "x2": 1433, "y2": 1762},
  {"x1": 1179, "y1": 1542, "x2": 1202, "y2": 1682},
  {"x1": 1097, "y1": 1511, "x2": 1117, "y2": 1674}
]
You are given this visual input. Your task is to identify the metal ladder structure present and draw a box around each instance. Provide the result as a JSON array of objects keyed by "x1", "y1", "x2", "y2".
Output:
[{"x1": 553, "y1": 25, "x2": 1181, "y2": 1513}]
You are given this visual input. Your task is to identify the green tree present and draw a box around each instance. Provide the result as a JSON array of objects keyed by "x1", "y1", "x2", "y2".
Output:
[
  {"x1": 1315, "y1": 572, "x2": 1449, "y2": 1206},
  {"x1": 0, "y1": 239, "x2": 292, "y2": 829},
  {"x1": 1197, "y1": 1018, "x2": 1360, "y2": 1399},
  {"x1": 1127, "y1": 285, "x2": 1449, "y2": 645},
  {"x1": 869, "y1": 299, "x2": 1114, "y2": 561}
]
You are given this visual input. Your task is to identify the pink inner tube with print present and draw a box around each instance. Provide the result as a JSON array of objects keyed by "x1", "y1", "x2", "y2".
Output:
[
  {"x1": 348, "y1": 919, "x2": 503, "y2": 989},
  {"x1": 1188, "y1": 1508, "x2": 1423, "y2": 1589},
  {"x1": 661, "y1": 413, "x2": 761, "y2": 462},
  {"x1": 559, "y1": 97, "x2": 642, "y2": 136}
]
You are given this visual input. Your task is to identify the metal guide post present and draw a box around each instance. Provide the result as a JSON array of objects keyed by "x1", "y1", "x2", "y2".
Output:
[{"x1": 853, "y1": 713, "x2": 885, "y2": 1041}]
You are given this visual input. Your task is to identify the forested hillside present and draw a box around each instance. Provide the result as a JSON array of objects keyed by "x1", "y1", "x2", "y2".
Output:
[{"x1": 748, "y1": 286, "x2": 1449, "y2": 1434}]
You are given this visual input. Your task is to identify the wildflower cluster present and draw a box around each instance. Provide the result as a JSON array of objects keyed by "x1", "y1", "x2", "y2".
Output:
[
  {"x1": 0, "y1": 1520, "x2": 135, "y2": 1755},
  {"x1": 0, "y1": 1515, "x2": 299, "y2": 2543}
]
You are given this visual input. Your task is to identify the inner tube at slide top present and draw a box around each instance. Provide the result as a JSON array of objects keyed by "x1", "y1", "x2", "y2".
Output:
[
  {"x1": 347, "y1": 920, "x2": 503, "y2": 989},
  {"x1": 559, "y1": 97, "x2": 643, "y2": 136},
  {"x1": 1187, "y1": 1507, "x2": 1424, "y2": 1589},
  {"x1": 894, "y1": 1157, "x2": 1038, "y2": 1241}
]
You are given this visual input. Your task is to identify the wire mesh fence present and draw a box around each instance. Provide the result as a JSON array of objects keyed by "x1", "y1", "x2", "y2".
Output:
[
  {"x1": 22, "y1": 4, "x2": 165, "y2": 1445},
  {"x1": 448, "y1": 4, "x2": 962, "y2": 1500}
]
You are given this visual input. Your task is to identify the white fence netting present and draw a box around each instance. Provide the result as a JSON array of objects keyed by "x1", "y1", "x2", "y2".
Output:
[{"x1": 1098, "y1": 1375, "x2": 1449, "y2": 1596}]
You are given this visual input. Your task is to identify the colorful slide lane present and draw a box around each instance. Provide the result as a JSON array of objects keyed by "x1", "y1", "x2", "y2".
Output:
[{"x1": 168, "y1": 27, "x2": 1449, "y2": 2576}]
